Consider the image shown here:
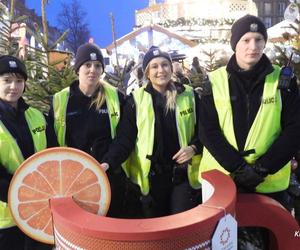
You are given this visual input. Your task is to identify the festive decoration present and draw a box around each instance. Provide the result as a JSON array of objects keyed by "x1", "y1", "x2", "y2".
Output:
[{"x1": 269, "y1": 2, "x2": 300, "y2": 81}]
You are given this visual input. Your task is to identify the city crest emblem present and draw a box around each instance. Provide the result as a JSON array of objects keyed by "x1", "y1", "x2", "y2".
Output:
[{"x1": 250, "y1": 23, "x2": 258, "y2": 32}]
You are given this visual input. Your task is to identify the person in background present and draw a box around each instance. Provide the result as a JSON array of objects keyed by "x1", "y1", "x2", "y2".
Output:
[
  {"x1": 48, "y1": 43, "x2": 126, "y2": 218},
  {"x1": 172, "y1": 61, "x2": 191, "y2": 85},
  {"x1": 0, "y1": 55, "x2": 56, "y2": 250},
  {"x1": 126, "y1": 65, "x2": 144, "y2": 95},
  {"x1": 190, "y1": 57, "x2": 202, "y2": 75},
  {"x1": 126, "y1": 52, "x2": 145, "y2": 95},
  {"x1": 102, "y1": 46, "x2": 202, "y2": 218},
  {"x1": 198, "y1": 15, "x2": 300, "y2": 248},
  {"x1": 189, "y1": 56, "x2": 205, "y2": 93},
  {"x1": 123, "y1": 60, "x2": 136, "y2": 91}
]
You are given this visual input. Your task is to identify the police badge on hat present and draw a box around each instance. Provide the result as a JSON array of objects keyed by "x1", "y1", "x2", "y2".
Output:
[
  {"x1": 153, "y1": 50, "x2": 160, "y2": 56},
  {"x1": 9, "y1": 61, "x2": 17, "y2": 68},
  {"x1": 250, "y1": 23, "x2": 258, "y2": 32},
  {"x1": 90, "y1": 52, "x2": 97, "y2": 61}
]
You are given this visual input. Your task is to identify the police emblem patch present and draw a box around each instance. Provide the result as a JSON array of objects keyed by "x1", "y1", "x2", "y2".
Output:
[
  {"x1": 153, "y1": 50, "x2": 160, "y2": 56},
  {"x1": 90, "y1": 53, "x2": 97, "y2": 60},
  {"x1": 8, "y1": 61, "x2": 17, "y2": 68},
  {"x1": 250, "y1": 23, "x2": 258, "y2": 32}
]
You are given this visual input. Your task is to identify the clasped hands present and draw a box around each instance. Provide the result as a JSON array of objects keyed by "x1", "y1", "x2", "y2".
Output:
[{"x1": 231, "y1": 163, "x2": 269, "y2": 191}]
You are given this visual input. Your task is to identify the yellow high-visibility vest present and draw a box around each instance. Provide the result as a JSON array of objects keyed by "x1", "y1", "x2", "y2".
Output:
[
  {"x1": 0, "y1": 107, "x2": 47, "y2": 229},
  {"x1": 200, "y1": 66, "x2": 290, "y2": 193},
  {"x1": 53, "y1": 81, "x2": 121, "y2": 146},
  {"x1": 124, "y1": 85, "x2": 201, "y2": 195}
]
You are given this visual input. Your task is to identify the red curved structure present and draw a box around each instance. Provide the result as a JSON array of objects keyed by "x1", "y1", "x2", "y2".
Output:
[
  {"x1": 236, "y1": 193, "x2": 299, "y2": 250},
  {"x1": 50, "y1": 170, "x2": 236, "y2": 249}
]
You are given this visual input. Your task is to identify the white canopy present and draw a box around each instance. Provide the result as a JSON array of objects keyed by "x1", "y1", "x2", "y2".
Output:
[{"x1": 267, "y1": 20, "x2": 298, "y2": 40}]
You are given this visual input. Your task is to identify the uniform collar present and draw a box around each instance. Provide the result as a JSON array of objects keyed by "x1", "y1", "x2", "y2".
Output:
[
  {"x1": 0, "y1": 97, "x2": 29, "y2": 119},
  {"x1": 69, "y1": 80, "x2": 93, "y2": 100},
  {"x1": 227, "y1": 53, "x2": 273, "y2": 76}
]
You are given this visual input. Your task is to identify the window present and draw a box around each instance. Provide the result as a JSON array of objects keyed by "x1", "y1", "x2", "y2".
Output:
[
  {"x1": 263, "y1": 17, "x2": 272, "y2": 28},
  {"x1": 264, "y1": 3, "x2": 272, "y2": 15},
  {"x1": 278, "y1": 2, "x2": 286, "y2": 16}
]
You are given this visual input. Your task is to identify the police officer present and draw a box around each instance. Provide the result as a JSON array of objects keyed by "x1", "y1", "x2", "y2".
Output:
[
  {"x1": 48, "y1": 43, "x2": 126, "y2": 218},
  {"x1": 199, "y1": 14, "x2": 300, "y2": 207},
  {"x1": 102, "y1": 46, "x2": 202, "y2": 218},
  {"x1": 198, "y1": 15, "x2": 300, "y2": 248},
  {"x1": 0, "y1": 55, "x2": 56, "y2": 249}
]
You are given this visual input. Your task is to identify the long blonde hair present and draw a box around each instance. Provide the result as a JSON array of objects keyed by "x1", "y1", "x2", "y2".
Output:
[
  {"x1": 90, "y1": 80, "x2": 106, "y2": 111},
  {"x1": 144, "y1": 64, "x2": 177, "y2": 114}
]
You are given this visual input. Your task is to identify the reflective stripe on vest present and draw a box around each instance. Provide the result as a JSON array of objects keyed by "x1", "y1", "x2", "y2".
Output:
[
  {"x1": 125, "y1": 85, "x2": 201, "y2": 195},
  {"x1": 0, "y1": 107, "x2": 47, "y2": 229},
  {"x1": 200, "y1": 66, "x2": 290, "y2": 193},
  {"x1": 53, "y1": 82, "x2": 121, "y2": 146}
]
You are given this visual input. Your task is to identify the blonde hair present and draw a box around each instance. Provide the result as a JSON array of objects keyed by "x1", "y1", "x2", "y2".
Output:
[
  {"x1": 90, "y1": 80, "x2": 106, "y2": 111},
  {"x1": 144, "y1": 64, "x2": 177, "y2": 114}
]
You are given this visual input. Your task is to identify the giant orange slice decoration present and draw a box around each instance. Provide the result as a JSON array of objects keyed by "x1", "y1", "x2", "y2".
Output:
[{"x1": 8, "y1": 147, "x2": 111, "y2": 244}]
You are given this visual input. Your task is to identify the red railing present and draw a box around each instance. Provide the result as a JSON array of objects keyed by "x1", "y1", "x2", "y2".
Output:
[
  {"x1": 50, "y1": 170, "x2": 236, "y2": 249},
  {"x1": 236, "y1": 193, "x2": 299, "y2": 250},
  {"x1": 50, "y1": 170, "x2": 299, "y2": 249}
]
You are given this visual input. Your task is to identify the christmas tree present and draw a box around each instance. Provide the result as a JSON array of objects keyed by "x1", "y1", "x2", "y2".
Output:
[
  {"x1": 269, "y1": 1, "x2": 300, "y2": 82},
  {"x1": 0, "y1": 0, "x2": 76, "y2": 113}
]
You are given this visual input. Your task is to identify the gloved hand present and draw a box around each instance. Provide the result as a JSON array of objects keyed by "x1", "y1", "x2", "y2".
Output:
[{"x1": 231, "y1": 163, "x2": 268, "y2": 192}]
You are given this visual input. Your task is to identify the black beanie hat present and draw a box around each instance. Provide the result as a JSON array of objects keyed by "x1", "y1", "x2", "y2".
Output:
[
  {"x1": 74, "y1": 43, "x2": 104, "y2": 72},
  {"x1": 142, "y1": 46, "x2": 172, "y2": 72},
  {"x1": 0, "y1": 55, "x2": 27, "y2": 80},
  {"x1": 230, "y1": 15, "x2": 268, "y2": 51}
]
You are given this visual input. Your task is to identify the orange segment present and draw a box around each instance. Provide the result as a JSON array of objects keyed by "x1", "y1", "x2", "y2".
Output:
[
  {"x1": 27, "y1": 207, "x2": 52, "y2": 230},
  {"x1": 22, "y1": 172, "x2": 55, "y2": 196},
  {"x1": 60, "y1": 159, "x2": 84, "y2": 195},
  {"x1": 36, "y1": 161, "x2": 61, "y2": 195},
  {"x1": 65, "y1": 168, "x2": 99, "y2": 195},
  {"x1": 73, "y1": 183, "x2": 101, "y2": 202},
  {"x1": 19, "y1": 201, "x2": 49, "y2": 220},
  {"x1": 8, "y1": 147, "x2": 111, "y2": 244},
  {"x1": 18, "y1": 186, "x2": 52, "y2": 201}
]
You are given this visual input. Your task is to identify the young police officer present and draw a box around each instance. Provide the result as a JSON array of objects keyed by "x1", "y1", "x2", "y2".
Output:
[
  {"x1": 103, "y1": 46, "x2": 202, "y2": 218},
  {"x1": 49, "y1": 43, "x2": 126, "y2": 218},
  {"x1": 198, "y1": 15, "x2": 300, "y2": 248},
  {"x1": 0, "y1": 55, "x2": 56, "y2": 249}
]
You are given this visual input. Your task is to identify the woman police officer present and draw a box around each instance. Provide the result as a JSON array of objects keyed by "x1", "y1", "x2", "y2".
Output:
[
  {"x1": 102, "y1": 46, "x2": 202, "y2": 218},
  {"x1": 0, "y1": 55, "x2": 56, "y2": 249},
  {"x1": 48, "y1": 43, "x2": 126, "y2": 218}
]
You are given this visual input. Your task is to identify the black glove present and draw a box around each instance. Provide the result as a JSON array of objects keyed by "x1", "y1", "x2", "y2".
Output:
[{"x1": 231, "y1": 163, "x2": 268, "y2": 192}]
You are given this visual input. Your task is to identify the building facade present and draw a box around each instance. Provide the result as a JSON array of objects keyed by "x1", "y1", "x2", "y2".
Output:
[
  {"x1": 1, "y1": 0, "x2": 62, "y2": 47},
  {"x1": 135, "y1": 0, "x2": 257, "y2": 43},
  {"x1": 136, "y1": 0, "x2": 257, "y2": 27},
  {"x1": 253, "y1": 0, "x2": 290, "y2": 28}
]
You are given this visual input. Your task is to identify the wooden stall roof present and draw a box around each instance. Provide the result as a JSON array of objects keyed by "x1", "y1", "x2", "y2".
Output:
[{"x1": 106, "y1": 24, "x2": 197, "y2": 53}]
